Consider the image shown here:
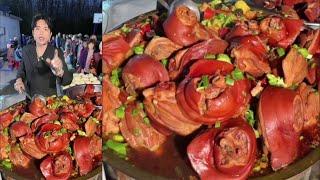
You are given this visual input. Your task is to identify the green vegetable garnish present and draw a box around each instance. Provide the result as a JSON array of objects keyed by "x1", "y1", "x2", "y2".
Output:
[
  {"x1": 66, "y1": 146, "x2": 73, "y2": 155},
  {"x1": 2, "y1": 127, "x2": 9, "y2": 136},
  {"x1": 91, "y1": 117, "x2": 100, "y2": 124},
  {"x1": 44, "y1": 131, "x2": 52, "y2": 139},
  {"x1": 204, "y1": 54, "x2": 216, "y2": 59},
  {"x1": 231, "y1": 68, "x2": 244, "y2": 80},
  {"x1": 143, "y1": 117, "x2": 150, "y2": 125},
  {"x1": 1, "y1": 159, "x2": 12, "y2": 170},
  {"x1": 134, "y1": 45, "x2": 144, "y2": 55},
  {"x1": 53, "y1": 120, "x2": 61, "y2": 125},
  {"x1": 77, "y1": 130, "x2": 87, "y2": 136},
  {"x1": 161, "y1": 59, "x2": 169, "y2": 68},
  {"x1": 133, "y1": 128, "x2": 141, "y2": 136},
  {"x1": 216, "y1": 54, "x2": 231, "y2": 63},
  {"x1": 14, "y1": 115, "x2": 20, "y2": 122},
  {"x1": 105, "y1": 140, "x2": 127, "y2": 156},
  {"x1": 138, "y1": 102, "x2": 144, "y2": 110},
  {"x1": 209, "y1": 0, "x2": 222, "y2": 8},
  {"x1": 293, "y1": 44, "x2": 313, "y2": 59},
  {"x1": 245, "y1": 109, "x2": 255, "y2": 127},
  {"x1": 132, "y1": 108, "x2": 139, "y2": 116},
  {"x1": 110, "y1": 68, "x2": 122, "y2": 87},
  {"x1": 57, "y1": 128, "x2": 67, "y2": 136},
  {"x1": 197, "y1": 75, "x2": 210, "y2": 90},
  {"x1": 215, "y1": 121, "x2": 221, "y2": 128},
  {"x1": 113, "y1": 134, "x2": 125, "y2": 142},
  {"x1": 121, "y1": 24, "x2": 132, "y2": 33},
  {"x1": 115, "y1": 105, "x2": 126, "y2": 119},
  {"x1": 5, "y1": 145, "x2": 10, "y2": 153},
  {"x1": 225, "y1": 75, "x2": 235, "y2": 86},
  {"x1": 266, "y1": 74, "x2": 286, "y2": 87},
  {"x1": 276, "y1": 47, "x2": 286, "y2": 57}
]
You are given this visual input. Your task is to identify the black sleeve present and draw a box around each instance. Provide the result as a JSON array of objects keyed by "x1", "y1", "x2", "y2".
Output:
[
  {"x1": 16, "y1": 48, "x2": 26, "y2": 80},
  {"x1": 57, "y1": 49, "x2": 73, "y2": 86}
]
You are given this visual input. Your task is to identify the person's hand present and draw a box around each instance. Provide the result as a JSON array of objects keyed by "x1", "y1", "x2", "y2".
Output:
[
  {"x1": 14, "y1": 78, "x2": 25, "y2": 93},
  {"x1": 46, "y1": 49, "x2": 64, "y2": 77}
]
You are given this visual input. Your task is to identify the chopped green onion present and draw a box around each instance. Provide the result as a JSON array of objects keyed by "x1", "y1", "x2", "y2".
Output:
[
  {"x1": 91, "y1": 117, "x2": 100, "y2": 124},
  {"x1": 197, "y1": 75, "x2": 210, "y2": 90},
  {"x1": 53, "y1": 120, "x2": 61, "y2": 125},
  {"x1": 66, "y1": 146, "x2": 73, "y2": 155},
  {"x1": 115, "y1": 105, "x2": 126, "y2": 119},
  {"x1": 133, "y1": 128, "x2": 141, "y2": 136},
  {"x1": 113, "y1": 134, "x2": 125, "y2": 142},
  {"x1": 132, "y1": 108, "x2": 139, "y2": 116},
  {"x1": 105, "y1": 140, "x2": 127, "y2": 156},
  {"x1": 5, "y1": 145, "x2": 10, "y2": 153},
  {"x1": 266, "y1": 74, "x2": 286, "y2": 87},
  {"x1": 204, "y1": 54, "x2": 216, "y2": 59},
  {"x1": 2, "y1": 127, "x2": 9, "y2": 136},
  {"x1": 246, "y1": 74, "x2": 255, "y2": 81},
  {"x1": 134, "y1": 45, "x2": 144, "y2": 55},
  {"x1": 1, "y1": 159, "x2": 12, "y2": 170},
  {"x1": 14, "y1": 115, "x2": 20, "y2": 122},
  {"x1": 297, "y1": 48, "x2": 310, "y2": 58},
  {"x1": 126, "y1": 96, "x2": 136, "y2": 101},
  {"x1": 161, "y1": 59, "x2": 169, "y2": 68},
  {"x1": 57, "y1": 128, "x2": 67, "y2": 136},
  {"x1": 276, "y1": 47, "x2": 286, "y2": 57},
  {"x1": 216, "y1": 54, "x2": 231, "y2": 63},
  {"x1": 225, "y1": 75, "x2": 234, "y2": 86},
  {"x1": 245, "y1": 109, "x2": 255, "y2": 127},
  {"x1": 253, "y1": 165, "x2": 261, "y2": 172},
  {"x1": 231, "y1": 68, "x2": 244, "y2": 80},
  {"x1": 143, "y1": 117, "x2": 150, "y2": 125},
  {"x1": 44, "y1": 131, "x2": 52, "y2": 139},
  {"x1": 209, "y1": 0, "x2": 222, "y2": 7},
  {"x1": 215, "y1": 121, "x2": 221, "y2": 128},
  {"x1": 110, "y1": 68, "x2": 122, "y2": 87},
  {"x1": 201, "y1": 19, "x2": 212, "y2": 27},
  {"x1": 293, "y1": 44, "x2": 312, "y2": 59},
  {"x1": 77, "y1": 130, "x2": 87, "y2": 137},
  {"x1": 121, "y1": 24, "x2": 132, "y2": 33},
  {"x1": 138, "y1": 102, "x2": 144, "y2": 110},
  {"x1": 254, "y1": 129, "x2": 260, "y2": 138}
]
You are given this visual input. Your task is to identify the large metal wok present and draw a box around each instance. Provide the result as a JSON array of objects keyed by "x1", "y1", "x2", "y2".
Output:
[
  {"x1": 0, "y1": 84, "x2": 102, "y2": 180},
  {"x1": 103, "y1": 3, "x2": 320, "y2": 180}
]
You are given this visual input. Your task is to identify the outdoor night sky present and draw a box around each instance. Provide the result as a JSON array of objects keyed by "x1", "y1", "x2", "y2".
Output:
[{"x1": 0, "y1": 0, "x2": 102, "y2": 35}]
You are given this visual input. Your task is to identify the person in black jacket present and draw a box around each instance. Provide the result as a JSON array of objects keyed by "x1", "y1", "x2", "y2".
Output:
[{"x1": 14, "y1": 14, "x2": 73, "y2": 97}]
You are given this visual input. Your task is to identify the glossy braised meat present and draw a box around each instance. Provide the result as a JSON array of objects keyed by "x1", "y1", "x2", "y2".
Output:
[
  {"x1": 144, "y1": 37, "x2": 182, "y2": 61},
  {"x1": 187, "y1": 118, "x2": 257, "y2": 180},
  {"x1": 143, "y1": 82, "x2": 201, "y2": 136},
  {"x1": 163, "y1": 5, "x2": 211, "y2": 46},
  {"x1": 20, "y1": 135, "x2": 47, "y2": 159},
  {"x1": 169, "y1": 38, "x2": 229, "y2": 80},
  {"x1": 177, "y1": 60, "x2": 251, "y2": 124},
  {"x1": 233, "y1": 35, "x2": 271, "y2": 77},
  {"x1": 119, "y1": 103, "x2": 166, "y2": 151},
  {"x1": 282, "y1": 47, "x2": 308, "y2": 87},
  {"x1": 258, "y1": 87, "x2": 304, "y2": 170},
  {"x1": 122, "y1": 55, "x2": 169, "y2": 95}
]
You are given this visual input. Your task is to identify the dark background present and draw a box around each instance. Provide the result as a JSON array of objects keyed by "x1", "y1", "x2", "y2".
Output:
[{"x1": 0, "y1": 0, "x2": 102, "y2": 35}]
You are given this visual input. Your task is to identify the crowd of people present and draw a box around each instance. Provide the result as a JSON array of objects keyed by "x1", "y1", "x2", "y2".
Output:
[{"x1": 6, "y1": 33, "x2": 102, "y2": 76}]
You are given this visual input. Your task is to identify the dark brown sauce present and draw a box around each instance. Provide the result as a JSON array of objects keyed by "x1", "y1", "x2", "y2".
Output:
[{"x1": 127, "y1": 135, "x2": 199, "y2": 179}]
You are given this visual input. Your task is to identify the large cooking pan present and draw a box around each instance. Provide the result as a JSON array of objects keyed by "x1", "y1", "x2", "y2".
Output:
[
  {"x1": 0, "y1": 84, "x2": 102, "y2": 180},
  {"x1": 103, "y1": 3, "x2": 320, "y2": 180}
]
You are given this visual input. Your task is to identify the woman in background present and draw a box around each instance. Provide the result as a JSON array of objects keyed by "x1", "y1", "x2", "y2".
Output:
[{"x1": 77, "y1": 40, "x2": 88, "y2": 73}]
